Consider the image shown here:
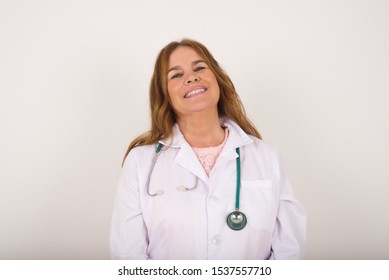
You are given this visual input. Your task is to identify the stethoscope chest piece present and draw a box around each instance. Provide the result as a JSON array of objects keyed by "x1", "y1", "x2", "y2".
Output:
[{"x1": 227, "y1": 210, "x2": 247, "y2": 231}]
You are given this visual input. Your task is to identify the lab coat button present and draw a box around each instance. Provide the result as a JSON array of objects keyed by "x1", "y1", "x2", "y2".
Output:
[{"x1": 211, "y1": 236, "x2": 222, "y2": 246}]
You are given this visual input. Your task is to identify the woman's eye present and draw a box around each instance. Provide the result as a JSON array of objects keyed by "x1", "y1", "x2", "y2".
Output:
[
  {"x1": 194, "y1": 66, "x2": 206, "y2": 72},
  {"x1": 171, "y1": 73, "x2": 183, "y2": 79}
]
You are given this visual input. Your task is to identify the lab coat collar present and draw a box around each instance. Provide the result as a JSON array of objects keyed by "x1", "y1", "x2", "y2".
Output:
[
  {"x1": 158, "y1": 117, "x2": 253, "y2": 149},
  {"x1": 220, "y1": 117, "x2": 254, "y2": 150},
  {"x1": 158, "y1": 118, "x2": 253, "y2": 183}
]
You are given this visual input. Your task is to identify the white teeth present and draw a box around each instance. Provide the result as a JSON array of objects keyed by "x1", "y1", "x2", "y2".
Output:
[{"x1": 185, "y1": 88, "x2": 205, "y2": 98}]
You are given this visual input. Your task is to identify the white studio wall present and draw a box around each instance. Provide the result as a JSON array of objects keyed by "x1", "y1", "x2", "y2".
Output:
[{"x1": 0, "y1": 0, "x2": 388, "y2": 259}]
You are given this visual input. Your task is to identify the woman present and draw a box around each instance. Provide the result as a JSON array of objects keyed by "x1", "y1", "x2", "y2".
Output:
[{"x1": 110, "y1": 39, "x2": 306, "y2": 259}]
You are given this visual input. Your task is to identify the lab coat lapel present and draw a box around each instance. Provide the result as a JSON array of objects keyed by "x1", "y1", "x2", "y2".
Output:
[
  {"x1": 211, "y1": 145, "x2": 238, "y2": 172},
  {"x1": 174, "y1": 142, "x2": 209, "y2": 184},
  {"x1": 160, "y1": 123, "x2": 209, "y2": 184},
  {"x1": 212, "y1": 118, "x2": 253, "y2": 171}
]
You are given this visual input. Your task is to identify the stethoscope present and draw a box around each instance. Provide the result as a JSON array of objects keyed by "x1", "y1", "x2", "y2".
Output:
[{"x1": 146, "y1": 143, "x2": 247, "y2": 231}]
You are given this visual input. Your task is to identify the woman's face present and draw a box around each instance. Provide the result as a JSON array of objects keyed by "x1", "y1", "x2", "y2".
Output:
[{"x1": 166, "y1": 46, "x2": 220, "y2": 119}]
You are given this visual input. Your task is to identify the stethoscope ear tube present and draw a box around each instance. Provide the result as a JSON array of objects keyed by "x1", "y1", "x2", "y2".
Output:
[
  {"x1": 148, "y1": 143, "x2": 198, "y2": 196},
  {"x1": 146, "y1": 143, "x2": 164, "y2": 196}
]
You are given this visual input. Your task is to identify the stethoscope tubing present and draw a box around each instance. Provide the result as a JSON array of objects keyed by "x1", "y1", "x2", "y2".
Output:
[
  {"x1": 147, "y1": 143, "x2": 247, "y2": 230},
  {"x1": 235, "y1": 147, "x2": 241, "y2": 210},
  {"x1": 146, "y1": 143, "x2": 164, "y2": 196}
]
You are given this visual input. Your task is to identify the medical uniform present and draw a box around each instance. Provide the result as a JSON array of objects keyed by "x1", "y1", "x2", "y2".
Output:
[{"x1": 110, "y1": 118, "x2": 306, "y2": 259}]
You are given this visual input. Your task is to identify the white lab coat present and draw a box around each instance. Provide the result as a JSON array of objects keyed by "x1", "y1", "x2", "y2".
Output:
[{"x1": 110, "y1": 118, "x2": 306, "y2": 259}]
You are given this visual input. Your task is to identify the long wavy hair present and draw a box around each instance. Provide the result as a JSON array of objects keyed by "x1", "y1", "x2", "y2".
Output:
[{"x1": 123, "y1": 39, "x2": 261, "y2": 165}]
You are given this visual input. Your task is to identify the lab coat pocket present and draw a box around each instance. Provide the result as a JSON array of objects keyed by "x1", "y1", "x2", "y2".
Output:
[{"x1": 241, "y1": 180, "x2": 278, "y2": 232}]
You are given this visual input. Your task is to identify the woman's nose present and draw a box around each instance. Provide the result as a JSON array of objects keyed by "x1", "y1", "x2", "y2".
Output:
[{"x1": 185, "y1": 73, "x2": 200, "y2": 85}]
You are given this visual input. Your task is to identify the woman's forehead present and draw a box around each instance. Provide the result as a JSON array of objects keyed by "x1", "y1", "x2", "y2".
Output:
[{"x1": 168, "y1": 46, "x2": 205, "y2": 68}]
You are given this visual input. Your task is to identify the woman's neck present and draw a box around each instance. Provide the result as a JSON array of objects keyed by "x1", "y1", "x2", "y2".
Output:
[{"x1": 176, "y1": 113, "x2": 225, "y2": 148}]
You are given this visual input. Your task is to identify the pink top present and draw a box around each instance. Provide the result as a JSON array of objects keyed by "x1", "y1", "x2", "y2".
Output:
[{"x1": 192, "y1": 128, "x2": 229, "y2": 176}]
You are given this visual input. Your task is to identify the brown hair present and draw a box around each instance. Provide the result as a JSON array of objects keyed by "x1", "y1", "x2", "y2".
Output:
[{"x1": 122, "y1": 38, "x2": 261, "y2": 165}]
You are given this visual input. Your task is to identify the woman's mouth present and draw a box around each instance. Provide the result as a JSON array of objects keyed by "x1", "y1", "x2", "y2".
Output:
[{"x1": 184, "y1": 88, "x2": 207, "y2": 98}]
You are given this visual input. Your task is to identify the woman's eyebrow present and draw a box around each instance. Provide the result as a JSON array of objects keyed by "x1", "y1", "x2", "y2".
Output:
[
  {"x1": 168, "y1": 60, "x2": 207, "y2": 74},
  {"x1": 167, "y1": 66, "x2": 181, "y2": 74},
  {"x1": 192, "y1": 60, "x2": 206, "y2": 66},
  {"x1": 167, "y1": 65, "x2": 181, "y2": 74}
]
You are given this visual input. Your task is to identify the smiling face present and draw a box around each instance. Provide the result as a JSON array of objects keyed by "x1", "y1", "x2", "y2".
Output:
[{"x1": 167, "y1": 46, "x2": 220, "y2": 119}]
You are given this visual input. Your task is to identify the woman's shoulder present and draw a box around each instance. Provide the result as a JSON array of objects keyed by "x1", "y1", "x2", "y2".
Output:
[
  {"x1": 123, "y1": 143, "x2": 158, "y2": 167},
  {"x1": 131, "y1": 143, "x2": 158, "y2": 152},
  {"x1": 245, "y1": 135, "x2": 280, "y2": 159},
  {"x1": 248, "y1": 135, "x2": 276, "y2": 150}
]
